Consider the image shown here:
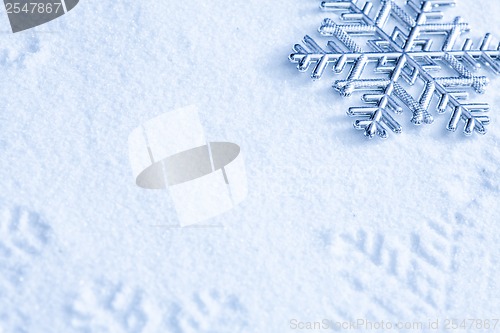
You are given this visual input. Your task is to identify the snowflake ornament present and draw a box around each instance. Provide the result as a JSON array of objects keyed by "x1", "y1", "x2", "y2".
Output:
[{"x1": 290, "y1": 0, "x2": 500, "y2": 139}]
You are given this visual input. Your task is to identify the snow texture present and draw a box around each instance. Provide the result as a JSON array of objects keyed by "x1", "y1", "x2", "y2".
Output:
[{"x1": 0, "y1": 0, "x2": 499, "y2": 332}]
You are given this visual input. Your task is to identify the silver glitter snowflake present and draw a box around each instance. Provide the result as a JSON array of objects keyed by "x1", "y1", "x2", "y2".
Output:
[{"x1": 289, "y1": 0, "x2": 500, "y2": 139}]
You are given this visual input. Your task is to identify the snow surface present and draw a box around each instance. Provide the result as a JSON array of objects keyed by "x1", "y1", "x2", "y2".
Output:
[{"x1": 0, "y1": 0, "x2": 499, "y2": 332}]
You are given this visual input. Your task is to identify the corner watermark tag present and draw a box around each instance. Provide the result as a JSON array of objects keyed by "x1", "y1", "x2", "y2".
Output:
[{"x1": 3, "y1": 0, "x2": 79, "y2": 32}]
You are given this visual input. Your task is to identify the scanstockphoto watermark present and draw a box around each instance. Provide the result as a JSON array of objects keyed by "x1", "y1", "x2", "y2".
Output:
[
  {"x1": 290, "y1": 319, "x2": 431, "y2": 331},
  {"x1": 255, "y1": 164, "x2": 342, "y2": 200},
  {"x1": 289, "y1": 318, "x2": 500, "y2": 331}
]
